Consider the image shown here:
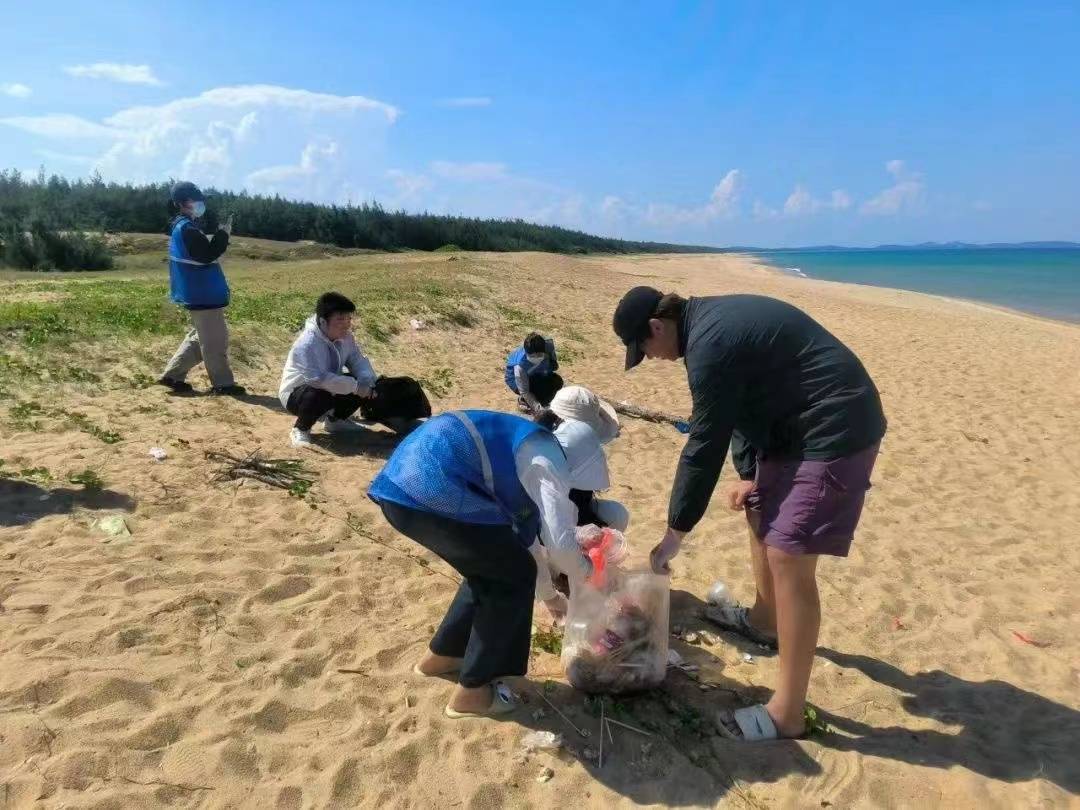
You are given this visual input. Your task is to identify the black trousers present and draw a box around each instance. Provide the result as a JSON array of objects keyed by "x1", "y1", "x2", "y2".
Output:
[
  {"x1": 379, "y1": 501, "x2": 536, "y2": 688},
  {"x1": 285, "y1": 385, "x2": 364, "y2": 431}
]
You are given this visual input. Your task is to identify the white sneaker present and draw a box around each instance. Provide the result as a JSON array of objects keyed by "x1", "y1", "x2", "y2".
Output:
[
  {"x1": 323, "y1": 417, "x2": 367, "y2": 435},
  {"x1": 290, "y1": 427, "x2": 315, "y2": 448}
]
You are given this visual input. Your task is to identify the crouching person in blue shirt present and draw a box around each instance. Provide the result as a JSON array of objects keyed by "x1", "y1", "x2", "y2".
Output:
[
  {"x1": 504, "y1": 332, "x2": 562, "y2": 413},
  {"x1": 368, "y1": 411, "x2": 605, "y2": 718},
  {"x1": 159, "y1": 182, "x2": 245, "y2": 396}
]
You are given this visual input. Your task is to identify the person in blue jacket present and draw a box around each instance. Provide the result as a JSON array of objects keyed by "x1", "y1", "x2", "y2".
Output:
[
  {"x1": 158, "y1": 181, "x2": 245, "y2": 396},
  {"x1": 368, "y1": 411, "x2": 607, "y2": 719},
  {"x1": 504, "y1": 332, "x2": 562, "y2": 413}
]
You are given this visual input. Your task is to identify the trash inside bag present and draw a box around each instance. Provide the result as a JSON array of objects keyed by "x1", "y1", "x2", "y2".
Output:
[
  {"x1": 575, "y1": 525, "x2": 630, "y2": 589},
  {"x1": 561, "y1": 567, "x2": 669, "y2": 694}
]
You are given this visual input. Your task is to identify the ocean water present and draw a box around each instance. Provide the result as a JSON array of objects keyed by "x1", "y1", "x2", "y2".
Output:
[{"x1": 751, "y1": 248, "x2": 1080, "y2": 323}]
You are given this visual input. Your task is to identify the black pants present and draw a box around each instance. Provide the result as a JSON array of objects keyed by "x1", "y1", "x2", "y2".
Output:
[
  {"x1": 286, "y1": 385, "x2": 364, "y2": 431},
  {"x1": 527, "y1": 372, "x2": 564, "y2": 407},
  {"x1": 379, "y1": 501, "x2": 536, "y2": 688}
]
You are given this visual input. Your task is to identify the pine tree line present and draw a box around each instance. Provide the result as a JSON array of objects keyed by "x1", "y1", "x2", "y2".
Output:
[{"x1": 0, "y1": 169, "x2": 725, "y2": 255}]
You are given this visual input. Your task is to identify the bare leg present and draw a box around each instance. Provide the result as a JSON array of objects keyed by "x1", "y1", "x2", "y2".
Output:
[
  {"x1": 449, "y1": 684, "x2": 498, "y2": 713},
  {"x1": 764, "y1": 545, "x2": 820, "y2": 736},
  {"x1": 746, "y1": 520, "x2": 778, "y2": 636},
  {"x1": 416, "y1": 650, "x2": 463, "y2": 676}
]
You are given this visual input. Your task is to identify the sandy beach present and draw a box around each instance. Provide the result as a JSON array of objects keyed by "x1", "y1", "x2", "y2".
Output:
[{"x1": 2, "y1": 249, "x2": 1078, "y2": 809}]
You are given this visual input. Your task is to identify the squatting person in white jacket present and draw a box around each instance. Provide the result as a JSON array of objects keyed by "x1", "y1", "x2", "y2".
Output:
[{"x1": 278, "y1": 292, "x2": 380, "y2": 448}]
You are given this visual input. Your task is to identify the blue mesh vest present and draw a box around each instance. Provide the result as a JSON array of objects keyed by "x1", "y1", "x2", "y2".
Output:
[
  {"x1": 168, "y1": 217, "x2": 230, "y2": 309},
  {"x1": 368, "y1": 410, "x2": 551, "y2": 545},
  {"x1": 504, "y1": 346, "x2": 553, "y2": 391}
]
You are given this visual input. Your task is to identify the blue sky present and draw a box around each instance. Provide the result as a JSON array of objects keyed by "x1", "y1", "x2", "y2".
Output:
[{"x1": 2, "y1": 1, "x2": 1078, "y2": 247}]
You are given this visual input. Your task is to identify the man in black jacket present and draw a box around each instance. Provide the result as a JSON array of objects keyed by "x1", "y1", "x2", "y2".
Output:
[{"x1": 613, "y1": 286, "x2": 886, "y2": 740}]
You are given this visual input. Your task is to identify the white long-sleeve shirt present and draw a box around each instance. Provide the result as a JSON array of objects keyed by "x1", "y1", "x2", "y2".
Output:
[
  {"x1": 278, "y1": 315, "x2": 378, "y2": 407},
  {"x1": 515, "y1": 432, "x2": 589, "y2": 601}
]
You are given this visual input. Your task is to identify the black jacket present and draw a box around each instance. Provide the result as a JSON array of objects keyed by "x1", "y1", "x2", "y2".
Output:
[{"x1": 668, "y1": 294, "x2": 887, "y2": 532}]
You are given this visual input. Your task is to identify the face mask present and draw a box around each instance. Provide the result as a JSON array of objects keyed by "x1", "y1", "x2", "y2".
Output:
[
  {"x1": 191, "y1": 201, "x2": 206, "y2": 218},
  {"x1": 526, "y1": 353, "x2": 547, "y2": 365}
]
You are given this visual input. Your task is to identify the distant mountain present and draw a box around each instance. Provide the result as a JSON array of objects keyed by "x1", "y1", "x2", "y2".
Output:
[{"x1": 736, "y1": 241, "x2": 1080, "y2": 252}]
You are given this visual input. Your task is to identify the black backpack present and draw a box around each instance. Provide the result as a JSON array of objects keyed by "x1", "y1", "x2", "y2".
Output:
[{"x1": 360, "y1": 376, "x2": 432, "y2": 421}]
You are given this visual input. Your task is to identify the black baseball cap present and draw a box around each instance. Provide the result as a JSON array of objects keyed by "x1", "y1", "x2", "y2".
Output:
[
  {"x1": 612, "y1": 286, "x2": 663, "y2": 370},
  {"x1": 169, "y1": 181, "x2": 205, "y2": 204}
]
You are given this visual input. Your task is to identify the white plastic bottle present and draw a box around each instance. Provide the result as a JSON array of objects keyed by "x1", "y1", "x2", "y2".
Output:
[{"x1": 706, "y1": 580, "x2": 734, "y2": 607}]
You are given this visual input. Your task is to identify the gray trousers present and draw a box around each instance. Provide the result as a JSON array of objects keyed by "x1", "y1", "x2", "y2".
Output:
[{"x1": 162, "y1": 307, "x2": 235, "y2": 387}]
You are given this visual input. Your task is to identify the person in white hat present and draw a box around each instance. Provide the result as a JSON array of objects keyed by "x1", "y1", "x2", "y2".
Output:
[{"x1": 546, "y1": 386, "x2": 629, "y2": 533}]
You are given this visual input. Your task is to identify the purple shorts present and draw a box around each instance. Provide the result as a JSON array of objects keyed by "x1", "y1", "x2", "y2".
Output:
[{"x1": 745, "y1": 443, "x2": 880, "y2": 557}]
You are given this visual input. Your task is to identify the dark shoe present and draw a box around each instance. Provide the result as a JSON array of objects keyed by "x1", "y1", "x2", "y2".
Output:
[
  {"x1": 158, "y1": 376, "x2": 194, "y2": 393},
  {"x1": 211, "y1": 384, "x2": 247, "y2": 396}
]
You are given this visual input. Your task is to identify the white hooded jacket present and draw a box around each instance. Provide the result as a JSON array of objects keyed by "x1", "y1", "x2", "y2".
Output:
[{"x1": 278, "y1": 315, "x2": 378, "y2": 408}]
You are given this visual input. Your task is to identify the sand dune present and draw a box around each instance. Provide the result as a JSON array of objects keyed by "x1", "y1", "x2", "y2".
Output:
[{"x1": 2, "y1": 252, "x2": 1078, "y2": 808}]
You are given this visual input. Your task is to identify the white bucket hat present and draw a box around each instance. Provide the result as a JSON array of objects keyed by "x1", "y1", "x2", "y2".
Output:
[
  {"x1": 549, "y1": 385, "x2": 620, "y2": 444},
  {"x1": 553, "y1": 420, "x2": 610, "y2": 491}
]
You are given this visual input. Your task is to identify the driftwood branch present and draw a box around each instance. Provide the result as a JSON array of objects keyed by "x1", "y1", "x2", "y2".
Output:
[
  {"x1": 205, "y1": 449, "x2": 316, "y2": 492},
  {"x1": 598, "y1": 395, "x2": 687, "y2": 428}
]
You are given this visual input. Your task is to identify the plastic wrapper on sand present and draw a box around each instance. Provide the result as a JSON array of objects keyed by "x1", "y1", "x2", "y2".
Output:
[{"x1": 561, "y1": 568, "x2": 670, "y2": 694}]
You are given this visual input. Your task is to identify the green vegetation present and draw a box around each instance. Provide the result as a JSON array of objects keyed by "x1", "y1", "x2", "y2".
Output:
[
  {"x1": 2, "y1": 220, "x2": 113, "y2": 271},
  {"x1": 532, "y1": 626, "x2": 563, "y2": 655},
  {"x1": 6, "y1": 400, "x2": 120, "y2": 443},
  {"x1": 0, "y1": 461, "x2": 53, "y2": 484},
  {"x1": 67, "y1": 468, "x2": 105, "y2": 492},
  {"x1": 419, "y1": 367, "x2": 455, "y2": 398},
  {"x1": 1, "y1": 168, "x2": 725, "y2": 256}
]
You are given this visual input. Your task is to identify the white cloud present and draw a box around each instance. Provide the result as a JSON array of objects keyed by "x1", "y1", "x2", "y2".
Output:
[
  {"x1": 386, "y1": 169, "x2": 433, "y2": 203},
  {"x1": 753, "y1": 200, "x2": 779, "y2": 220},
  {"x1": 34, "y1": 148, "x2": 96, "y2": 166},
  {"x1": 1, "y1": 84, "x2": 400, "y2": 197},
  {"x1": 0, "y1": 113, "x2": 121, "y2": 139},
  {"x1": 247, "y1": 141, "x2": 339, "y2": 190},
  {"x1": 600, "y1": 195, "x2": 629, "y2": 219},
  {"x1": 438, "y1": 97, "x2": 492, "y2": 108},
  {"x1": 1, "y1": 82, "x2": 32, "y2": 98},
  {"x1": 644, "y1": 169, "x2": 742, "y2": 227},
  {"x1": 860, "y1": 160, "x2": 925, "y2": 216},
  {"x1": 64, "y1": 63, "x2": 163, "y2": 86},
  {"x1": 782, "y1": 184, "x2": 852, "y2": 216},
  {"x1": 430, "y1": 160, "x2": 508, "y2": 181}
]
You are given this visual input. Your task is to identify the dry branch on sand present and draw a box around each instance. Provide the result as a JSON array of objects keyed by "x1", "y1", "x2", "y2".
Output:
[{"x1": 205, "y1": 449, "x2": 317, "y2": 496}]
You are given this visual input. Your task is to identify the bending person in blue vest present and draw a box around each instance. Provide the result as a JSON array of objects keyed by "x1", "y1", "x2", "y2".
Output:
[
  {"x1": 504, "y1": 332, "x2": 562, "y2": 413},
  {"x1": 368, "y1": 411, "x2": 606, "y2": 718},
  {"x1": 159, "y1": 182, "x2": 245, "y2": 396}
]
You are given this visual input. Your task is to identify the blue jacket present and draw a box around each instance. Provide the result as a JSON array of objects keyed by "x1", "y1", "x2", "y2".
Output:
[
  {"x1": 368, "y1": 410, "x2": 552, "y2": 545},
  {"x1": 168, "y1": 217, "x2": 230, "y2": 309},
  {"x1": 504, "y1": 339, "x2": 557, "y2": 392}
]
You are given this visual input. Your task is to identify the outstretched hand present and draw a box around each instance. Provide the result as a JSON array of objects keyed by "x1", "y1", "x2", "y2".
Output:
[
  {"x1": 727, "y1": 480, "x2": 755, "y2": 511},
  {"x1": 649, "y1": 528, "x2": 685, "y2": 575}
]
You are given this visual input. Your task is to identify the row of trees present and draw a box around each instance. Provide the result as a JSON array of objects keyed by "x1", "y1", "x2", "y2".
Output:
[{"x1": 0, "y1": 168, "x2": 725, "y2": 255}]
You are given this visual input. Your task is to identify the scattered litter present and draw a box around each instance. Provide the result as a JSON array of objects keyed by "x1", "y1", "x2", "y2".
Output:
[
  {"x1": 667, "y1": 649, "x2": 685, "y2": 667},
  {"x1": 891, "y1": 616, "x2": 905, "y2": 630},
  {"x1": 1012, "y1": 630, "x2": 1048, "y2": 648},
  {"x1": 706, "y1": 581, "x2": 734, "y2": 607},
  {"x1": 410, "y1": 319, "x2": 426, "y2": 330},
  {"x1": 960, "y1": 430, "x2": 989, "y2": 445},
  {"x1": 604, "y1": 716, "x2": 652, "y2": 737},
  {"x1": 699, "y1": 631, "x2": 720, "y2": 646},
  {"x1": 148, "y1": 446, "x2": 168, "y2": 461},
  {"x1": 521, "y1": 730, "x2": 562, "y2": 754},
  {"x1": 534, "y1": 690, "x2": 589, "y2": 737},
  {"x1": 38, "y1": 494, "x2": 51, "y2": 502},
  {"x1": 95, "y1": 515, "x2": 130, "y2": 540},
  {"x1": 536, "y1": 767, "x2": 554, "y2": 784},
  {"x1": 742, "y1": 653, "x2": 755, "y2": 664},
  {"x1": 531, "y1": 708, "x2": 546, "y2": 722},
  {"x1": 684, "y1": 631, "x2": 701, "y2": 645},
  {"x1": 582, "y1": 747, "x2": 598, "y2": 761}
]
